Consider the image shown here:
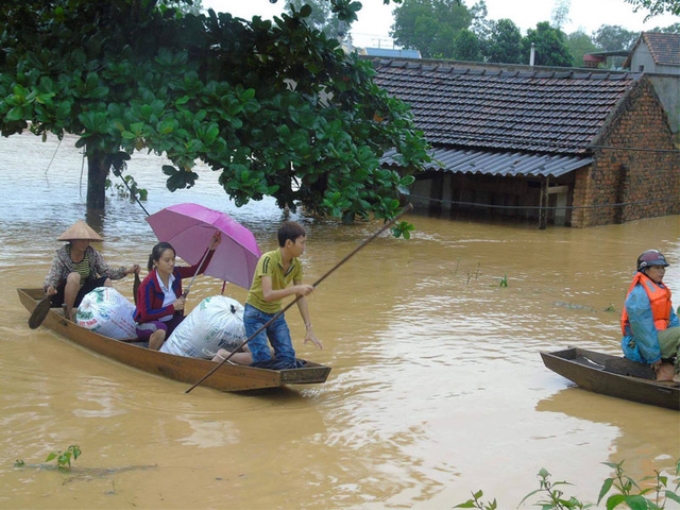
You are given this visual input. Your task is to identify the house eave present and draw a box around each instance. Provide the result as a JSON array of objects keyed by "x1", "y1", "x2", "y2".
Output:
[{"x1": 382, "y1": 148, "x2": 593, "y2": 179}]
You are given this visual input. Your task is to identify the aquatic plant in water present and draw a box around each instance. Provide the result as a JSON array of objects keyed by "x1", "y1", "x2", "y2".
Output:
[
  {"x1": 45, "y1": 445, "x2": 81, "y2": 471},
  {"x1": 455, "y1": 459, "x2": 680, "y2": 509}
]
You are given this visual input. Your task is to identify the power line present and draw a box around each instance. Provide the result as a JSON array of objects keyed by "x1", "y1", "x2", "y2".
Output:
[{"x1": 411, "y1": 194, "x2": 678, "y2": 211}]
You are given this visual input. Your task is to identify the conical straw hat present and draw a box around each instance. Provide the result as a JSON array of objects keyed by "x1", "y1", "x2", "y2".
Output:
[{"x1": 57, "y1": 221, "x2": 104, "y2": 242}]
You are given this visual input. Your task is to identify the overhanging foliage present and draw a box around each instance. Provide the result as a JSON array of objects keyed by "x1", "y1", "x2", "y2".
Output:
[{"x1": 0, "y1": 0, "x2": 429, "y2": 222}]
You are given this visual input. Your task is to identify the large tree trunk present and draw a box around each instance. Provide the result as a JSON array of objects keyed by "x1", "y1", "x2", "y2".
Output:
[{"x1": 86, "y1": 150, "x2": 109, "y2": 211}]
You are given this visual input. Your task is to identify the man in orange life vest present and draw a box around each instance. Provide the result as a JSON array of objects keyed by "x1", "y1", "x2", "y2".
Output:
[{"x1": 621, "y1": 250, "x2": 680, "y2": 382}]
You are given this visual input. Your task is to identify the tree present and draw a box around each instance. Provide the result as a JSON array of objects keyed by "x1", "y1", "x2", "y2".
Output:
[
  {"x1": 522, "y1": 21, "x2": 573, "y2": 67},
  {"x1": 468, "y1": 0, "x2": 493, "y2": 58},
  {"x1": 592, "y1": 24, "x2": 638, "y2": 68},
  {"x1": 624, "y1": 0, "x2": 680, "y2": 17},
  {"x1": 650, "y1": 22, "x2": 680, "y2": 32},
  {"x1": 391, "y1": 0, "x2": 472, "y2": 58},
  {"x1": 0, "y1": 0, "x2": 430, "y2": 223},
  {"x1": 566, "y1": 30, "x2": 600, "y2": 68},
  {"x1": 551, "y1": 0, "x2": 571, "y2": 29},
  {"x1": 593, "y1": 24, "x2": 638, "y2": 51},
  {"x1": 452, "y1": 29, "x2": 481, "y2": 61},
  {"x1": 285, "y1": 0, "x2": 349, "y2": 41},
  {"x1": 469, "y1": 0, "x2": 492, "y2": 41},
  {"x1": 485, "y1": 19, "x2": 523, "y2": 64}
]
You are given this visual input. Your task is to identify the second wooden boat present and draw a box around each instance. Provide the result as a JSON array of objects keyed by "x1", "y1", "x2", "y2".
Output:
[{"x1": 541, "y1": 347, "x2": 679, "y2": 410}]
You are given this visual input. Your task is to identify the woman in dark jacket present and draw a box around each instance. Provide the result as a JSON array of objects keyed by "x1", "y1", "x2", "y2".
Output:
[{"x1": 135, "y1": 232, "x2": 221, "y2": 350}]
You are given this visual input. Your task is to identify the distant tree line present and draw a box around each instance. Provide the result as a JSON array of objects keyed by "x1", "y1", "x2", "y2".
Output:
[
  {"x1": 290, "y1": 0, "x2": 680, "y2": 68},
  {"x1": 389, "y1": 0, "x2": 680, "y2": 67}
]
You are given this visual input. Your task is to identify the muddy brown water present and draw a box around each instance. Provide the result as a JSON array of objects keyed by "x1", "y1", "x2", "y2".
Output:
[{"x1": 0, "y1": 132, "x2": 678, "y2": 509}]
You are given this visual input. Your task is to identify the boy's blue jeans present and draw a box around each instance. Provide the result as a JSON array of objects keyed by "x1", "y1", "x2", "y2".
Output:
[{"x1": 244, "y1": 303, "x2": 296, "y2": 364}]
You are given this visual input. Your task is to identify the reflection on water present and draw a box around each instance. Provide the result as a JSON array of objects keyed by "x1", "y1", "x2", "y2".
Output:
[
  {"x1": 1, "y1": 132, "x2": 679, "y2": 509},
  {"x1": 536, "y1": 388, "x2": 680, "y2": 486}
]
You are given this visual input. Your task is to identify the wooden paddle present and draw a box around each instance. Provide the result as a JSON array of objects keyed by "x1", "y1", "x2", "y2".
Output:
[
  {"x1": 28, "y1": 295, "x2": 52, "y2": 329},
  {"x1": 185, "y1": 203, "x2": 414, "y2": 394}
]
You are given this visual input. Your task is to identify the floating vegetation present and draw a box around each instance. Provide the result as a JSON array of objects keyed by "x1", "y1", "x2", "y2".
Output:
[
  {"x1": 46, "y1": 444, "x2": 81, "y2": 471},
  {"x1": 14, "y1": 445, "x2": 157, "y2": 481},
  {"x1": 553, "y1": 301, "x2": 597, "y2": 313}
]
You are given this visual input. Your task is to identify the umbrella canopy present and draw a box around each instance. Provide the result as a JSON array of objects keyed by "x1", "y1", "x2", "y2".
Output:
[{"x1": 146, "y1": 203, "x2": 261, "y2": 290}]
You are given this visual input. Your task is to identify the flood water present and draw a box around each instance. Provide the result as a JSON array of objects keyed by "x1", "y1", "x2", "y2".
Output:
[{"x1": 0, "y1": 132, "x2": 678, "y2": 509}]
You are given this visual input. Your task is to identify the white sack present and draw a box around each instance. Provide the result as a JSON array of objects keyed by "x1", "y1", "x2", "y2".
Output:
[
  {"x1": 75, "y1": 287, "x2": 137, "y2": 340},
  {"x1": 161, "y1": 296, "x2": 246, "y2": 358}
]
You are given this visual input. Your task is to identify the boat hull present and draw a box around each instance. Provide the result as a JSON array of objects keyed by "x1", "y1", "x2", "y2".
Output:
[
  {"x1": 18, "y1": 288, "x2": 331, "y2": 393},
  {"x1": 541, "y1": 347, "x2": 679, "y2": 410}
]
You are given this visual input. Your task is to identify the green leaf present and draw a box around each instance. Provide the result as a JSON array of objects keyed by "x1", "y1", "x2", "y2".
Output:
[
  {"x1": 605, "y1": 494, "x2": 626, "y2": 510},
  {"x1": 277, "y1": 125, "x2": 291, "y2": 138},
  {"x1": 57, "y1": 101, "x2": 72, "y2": 118},
  {"x1": 624, "y1": 495, "x2": 650, "y2": 510},
  {"x1": 598, "y1": 478, "x2": 614, "y2": 503},
  {"x1": 665, "y1": 491, "x2": 680, "y2": 504},
  {"x1": 5, "y1": 106, "x2": 26, "y2": 121},
  {"x1": 299, "y1": 4, "x2": 312, "y2": 17},
  {"x1": 453, "y1": 501, "x2": 476, "y2": 509},
  {"x1": 158, "y1": 120, "x2": 176, "y2": 135}
]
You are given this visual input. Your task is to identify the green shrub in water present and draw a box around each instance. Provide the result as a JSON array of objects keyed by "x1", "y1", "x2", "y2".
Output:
[
  {"x1": 45, "y1": 444, "x2": 81, "y2": 471},
  {"x1": 456, "y1": 459, "x2": 680, "y2": 509}
]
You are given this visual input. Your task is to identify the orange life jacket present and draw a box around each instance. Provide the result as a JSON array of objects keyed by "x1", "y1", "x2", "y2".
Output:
[{"x1": 621, "y1": 272, "x2": 672, "y2": 335}]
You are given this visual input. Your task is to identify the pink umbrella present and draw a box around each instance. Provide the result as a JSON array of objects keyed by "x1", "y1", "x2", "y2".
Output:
[{"x1": 146, "y1": 203, "x2": 261, "y2": 290}]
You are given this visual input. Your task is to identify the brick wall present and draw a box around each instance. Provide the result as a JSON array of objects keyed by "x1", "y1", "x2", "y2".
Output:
[{"x1": 571, "y1": 77, "x2": 680, "y2": 227}]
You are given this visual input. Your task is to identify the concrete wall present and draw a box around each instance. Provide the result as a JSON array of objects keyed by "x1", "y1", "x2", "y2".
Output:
[
  {"x1": 648, "y1": 74, "x2": 680, "y2": 134},
  {"x1": 628, "y1": 41, "x2": 680, "y2": 134},
  {"x1": 629, "y1": 42, "x2": 655, "y2": 73}
]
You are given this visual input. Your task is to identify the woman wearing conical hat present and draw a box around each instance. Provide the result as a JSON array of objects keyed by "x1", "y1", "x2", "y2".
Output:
[{"x1": 43, "y1": 221, "x2": 140, "y2": 321}]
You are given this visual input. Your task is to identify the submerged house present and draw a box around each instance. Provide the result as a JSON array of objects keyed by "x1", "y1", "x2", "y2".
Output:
[{"x1": 373, "y1": 59, "x2": 680, "y2": 227}]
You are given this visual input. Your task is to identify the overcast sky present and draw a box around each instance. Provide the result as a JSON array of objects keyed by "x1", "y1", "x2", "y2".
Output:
[{"x1": 201, "y1": 0, "x2": 679, "y2": 47}]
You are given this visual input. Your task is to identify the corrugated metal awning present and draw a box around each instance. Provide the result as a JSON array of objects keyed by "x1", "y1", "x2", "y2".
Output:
[{"x1": 382, "y1": 148, "x2": 593, "y2": 178}]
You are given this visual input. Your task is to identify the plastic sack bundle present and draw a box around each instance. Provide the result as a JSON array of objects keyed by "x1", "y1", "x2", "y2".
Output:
[
  {"x1": 161, "y1": 296, "x2": 246, "y2": 358},
  {"x1": 75, "y1": 287, "x2": 137, "y2": 340}
]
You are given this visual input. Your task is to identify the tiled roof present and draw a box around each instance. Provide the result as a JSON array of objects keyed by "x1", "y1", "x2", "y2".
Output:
[
  {"x1": 373, "y1": 60, "x2": 641, "y2": 156},
  {"x1": 382, "y1": 148, "x2": 593, "y2": 178},
  {"x1": 641, "y1": 32, "x2": 680, "y2": 67}
]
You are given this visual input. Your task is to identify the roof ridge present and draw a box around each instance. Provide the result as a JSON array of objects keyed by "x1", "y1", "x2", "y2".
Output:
[{"x1": 374, "y1": 59, "x2": 642, "y2": 81}]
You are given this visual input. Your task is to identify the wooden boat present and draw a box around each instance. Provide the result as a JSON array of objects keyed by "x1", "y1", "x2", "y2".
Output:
[
  {"x1": 18, "y1": 288, "x2": 331, "y2": 393},
  {"x1": 541, "y1": 347, "x2": 679, "y2": 411}
]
